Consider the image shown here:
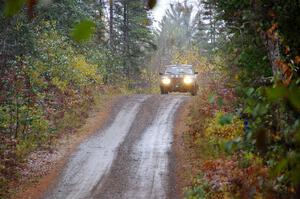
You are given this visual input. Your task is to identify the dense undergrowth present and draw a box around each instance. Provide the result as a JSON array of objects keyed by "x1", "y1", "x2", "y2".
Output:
[
  {"x1": 184, "y1": 86, "x2": 272, "y2": 199},
  {"x1": 184, "y1": 60, "x2": 299, "y2": 198}
]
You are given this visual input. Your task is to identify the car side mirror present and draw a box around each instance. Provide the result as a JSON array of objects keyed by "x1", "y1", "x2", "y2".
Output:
[
  {"x1": 159, "y1": 72, "x2": 163, "y2": 75},
  {"x1": 194, "y1": 71, "x2": 199, "y2": 75}
]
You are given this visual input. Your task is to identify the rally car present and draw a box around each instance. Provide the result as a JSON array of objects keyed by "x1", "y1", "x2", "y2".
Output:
[{"x1": 159, "y1": 65, "x2": 198, "y2": 96}]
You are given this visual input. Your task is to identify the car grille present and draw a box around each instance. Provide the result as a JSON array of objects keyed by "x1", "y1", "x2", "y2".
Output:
[{"x1": 171, "y1": 77, "x2": 184, "y2": 87}]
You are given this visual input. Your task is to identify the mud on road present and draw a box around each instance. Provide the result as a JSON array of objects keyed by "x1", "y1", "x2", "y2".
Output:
[{"x1": 43, "y1": 94, "x2": 187, "y2": 199}]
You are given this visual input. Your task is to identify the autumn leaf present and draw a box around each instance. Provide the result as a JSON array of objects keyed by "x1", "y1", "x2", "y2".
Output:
[
  {"x1": 266, "y1": 23, "x2": 278, "y2": 40},
  {"x1": 295, "y1": 56, "x2": 300, "y2": 65},
  {"x1": 275, "y1": 60, "x2": 293, "y2": 85}
]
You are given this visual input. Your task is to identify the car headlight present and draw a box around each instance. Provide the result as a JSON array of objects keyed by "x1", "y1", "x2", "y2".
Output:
[
  {"x1": 183, "y1": 76, "x2": 194, "y2": 84},
  {"x1": 161, "y1": 77, "x2": 171, "y2": 85}
]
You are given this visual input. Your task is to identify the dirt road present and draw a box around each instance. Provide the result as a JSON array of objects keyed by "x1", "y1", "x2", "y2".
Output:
[{"x1": 43, "y1": 94, "x2": 187, "y2": 199}]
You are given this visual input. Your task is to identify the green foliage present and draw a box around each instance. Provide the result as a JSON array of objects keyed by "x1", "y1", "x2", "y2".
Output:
[
  {"x1": 30, "y1": 21, "x2": 102, "y2": 88},
  {"x1": 265, "y1": 85, "x2": 300, "y2": 110},
  {"x1": 233, "y1": 66, "x2": 300, "y2": 197},
  {"x1": 184, "y1": 174, "x2": 209, "y2": 199},
  {"x1": 3, "y1": 0, "x2": 26, "y2": 17},
  {"x1": 265, "y1": 86, "x2": 287, "y2": 101},
  {"x1": 110, "y1": 0, "x2": 155, "y2": 81},
  {"x1": 218, "y1": 113, "x2": 233, "y2": 126},
  {"x1": 236, "y1": 46, "x2": 272, "y2": 86},
  {"x1": 208, "y1": 94, "x2": 215, "y2": 104},
  {"x1": 71, "y1": 19, "x2": 96, "y2": 43}
]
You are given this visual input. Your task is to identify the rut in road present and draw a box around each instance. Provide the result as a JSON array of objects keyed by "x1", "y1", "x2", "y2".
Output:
[{"x1": 44, "y1": 95, "x2": 186, "y2": 199}]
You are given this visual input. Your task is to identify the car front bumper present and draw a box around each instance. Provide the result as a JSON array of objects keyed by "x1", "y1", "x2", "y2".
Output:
[{"x1": 160, "y1": 81, "x2": 197, "y2": 92}]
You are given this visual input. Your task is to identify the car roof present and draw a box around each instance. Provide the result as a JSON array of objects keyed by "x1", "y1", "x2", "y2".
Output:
[{"x1": 165, "y1": 64, "x2": 193, "y2": 68}]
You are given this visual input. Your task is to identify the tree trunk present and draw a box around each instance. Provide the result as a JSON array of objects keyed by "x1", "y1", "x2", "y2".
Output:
[
  {"x1": 123, "y1": 0, "x2": 129, "y2": 80},
  {"x1": 109, "y1": 0, "x2": 114, "y2": 49},
  {"x1": 260, "y1": 31, "x2": 281, "y2": 79}
]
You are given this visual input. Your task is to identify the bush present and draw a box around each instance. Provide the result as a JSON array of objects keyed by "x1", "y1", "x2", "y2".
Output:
[
  {"x1": 184, "y1": 174, "x2": 208, "y2": 199},
  {"x1": 204, "y1": 111, "x2": 244, "y2": 141}
]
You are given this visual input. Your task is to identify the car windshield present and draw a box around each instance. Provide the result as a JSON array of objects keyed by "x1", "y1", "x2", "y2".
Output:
[{"x1": 165, "y1": 67, "x2": 193, "y2": 75}]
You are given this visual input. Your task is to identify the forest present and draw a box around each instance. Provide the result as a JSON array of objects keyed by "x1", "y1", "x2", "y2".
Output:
[{"x1": 0, "y1": 0, "x2": 300, "y2": 198}]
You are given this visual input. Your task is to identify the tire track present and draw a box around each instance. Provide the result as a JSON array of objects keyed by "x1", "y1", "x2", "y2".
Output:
[
  {"x1": 124, "y1": 96, "x2": 184, "y2": 199},
  {"x1": 95, "y1": 95, "x2": 186, "y2": 199},
  {"x1": 44, "y1": 95, "x2": 149, "y2": 199}
]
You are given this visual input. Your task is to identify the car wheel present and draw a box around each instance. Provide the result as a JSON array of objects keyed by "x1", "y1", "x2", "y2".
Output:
[
  {"x1": 161, "y1": 89, "x2": 168, "y2": 95},
  {"x1": 191, "y1": 88, "x2": 197, "y2": 96}
]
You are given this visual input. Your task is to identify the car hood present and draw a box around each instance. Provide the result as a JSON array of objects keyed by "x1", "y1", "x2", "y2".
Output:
[{"x1": 162, "y1": 74, "x2": 195, "y2": 78}]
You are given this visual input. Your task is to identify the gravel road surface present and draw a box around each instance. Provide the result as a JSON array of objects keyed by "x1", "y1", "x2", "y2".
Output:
[{"x1": 44, "y1": 94, "x2": 186, "y2": 199}]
